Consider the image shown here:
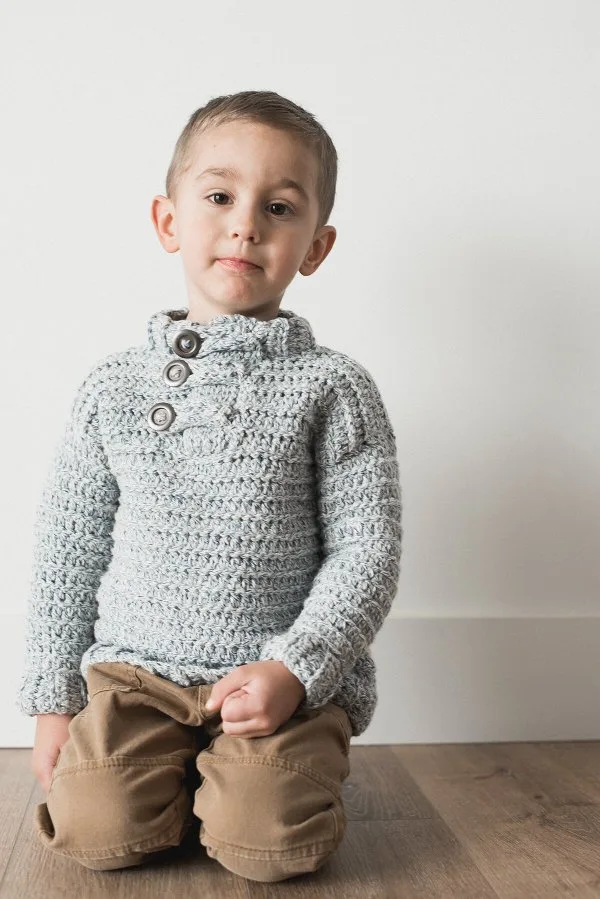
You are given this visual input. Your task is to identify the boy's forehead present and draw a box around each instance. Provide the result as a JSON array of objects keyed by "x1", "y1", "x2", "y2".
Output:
[{"x1": 188, "y1": 121, "x2": 317, "y2": 191}]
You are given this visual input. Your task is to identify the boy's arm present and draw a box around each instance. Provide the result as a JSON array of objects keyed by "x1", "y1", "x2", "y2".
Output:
[
  {"x1": 15, "y1": 367, "x2": 120, "y2": 716},
  {"x1": 259, "y1": 358, "x2": 402, "y2": 709}
]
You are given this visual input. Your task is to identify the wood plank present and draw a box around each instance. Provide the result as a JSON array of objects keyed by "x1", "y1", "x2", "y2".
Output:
[
  {"x1": 395, "y1": 743, "x2": 600, "y2": 897},
  {"x1": 280, "y1": 747, "x2": 499, "y2": 898},
  {"x1": 537, "y1": 741, "x2": 600, "y2": 788},
  {"x1": 343, "y1": 745, "x2": 439, "y2": 821},
  {"x1": 0, "y1": 750, "x2": 38, "y2": 884}
]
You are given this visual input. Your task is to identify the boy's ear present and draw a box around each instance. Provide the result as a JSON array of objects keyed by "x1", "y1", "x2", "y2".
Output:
[
  {"x1": 150, "y1": 195, "x2": 180, "y2": 254},
  {"x1": 299, "y1": 225, "x2": 337, "y2": 276}
]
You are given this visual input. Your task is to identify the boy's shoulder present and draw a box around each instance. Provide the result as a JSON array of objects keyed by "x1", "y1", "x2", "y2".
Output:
[
  {"x1": 72, "y1": 342, "x2": 146, "y2": 401},
  {"x1": 312, "y1": 344, "x2": 383, "y2": 397},
  {"x1": 312, "y1": 344, "x2": 396, "y2": 455}
]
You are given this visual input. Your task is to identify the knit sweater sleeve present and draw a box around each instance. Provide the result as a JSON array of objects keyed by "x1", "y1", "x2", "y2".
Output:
[
  {"x1": 259, "y1": 356, "x2": 403, "y2": 709},
  {"x1": 15, "y1": 366, "x2": 120, "y2": 716}
]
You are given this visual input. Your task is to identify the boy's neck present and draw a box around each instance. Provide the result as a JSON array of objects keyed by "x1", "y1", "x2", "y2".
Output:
[{"x1": 184, "y1": 298, "x2": 283, "y2": 324}]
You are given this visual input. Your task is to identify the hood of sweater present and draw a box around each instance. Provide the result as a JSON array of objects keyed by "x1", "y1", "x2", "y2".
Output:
[{"x1": 147, "y1": 306, "x2": 316, "y2": 361}]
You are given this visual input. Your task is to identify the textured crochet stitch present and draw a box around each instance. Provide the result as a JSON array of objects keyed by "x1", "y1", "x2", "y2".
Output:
[{"x1": 16, "y1": 306, "x2": 402, "y2": 736}]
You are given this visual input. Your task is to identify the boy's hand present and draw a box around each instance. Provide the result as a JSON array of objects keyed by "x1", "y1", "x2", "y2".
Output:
[
  {"x1": 32, "y1": 713, "x2": 75, "y2": 794},
  {"x1": 205, "y1": 660, "x2": 306, "y2": 738}
]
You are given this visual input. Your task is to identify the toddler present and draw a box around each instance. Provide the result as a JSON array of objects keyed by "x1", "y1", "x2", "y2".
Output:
[{"x1": 16, "y1": 89, "x2": 402, "y2": 882}]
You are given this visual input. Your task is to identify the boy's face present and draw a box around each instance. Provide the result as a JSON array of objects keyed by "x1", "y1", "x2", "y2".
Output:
[{"x1": 151, "y1": 120, "x2": 337, "y2": 322}]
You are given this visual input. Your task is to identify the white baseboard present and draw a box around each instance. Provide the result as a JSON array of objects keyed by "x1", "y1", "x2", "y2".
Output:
[{"x1": 3, "y1": 613, "x2": 599, "y2": 747}]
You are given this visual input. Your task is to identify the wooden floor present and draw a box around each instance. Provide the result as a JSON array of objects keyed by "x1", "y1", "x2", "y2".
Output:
[{"x1": 2, "y1": 742, "x2": 600, "y2": 897}]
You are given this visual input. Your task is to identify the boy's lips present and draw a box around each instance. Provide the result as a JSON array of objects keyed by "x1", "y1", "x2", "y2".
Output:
[{"x1": 218, "y1": 257, "x2": 261, "y2": 272}]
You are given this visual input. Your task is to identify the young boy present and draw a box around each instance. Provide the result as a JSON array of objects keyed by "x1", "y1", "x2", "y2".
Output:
[{"x1": 16, "y1": 90, "x2": 402, "y2": 881}]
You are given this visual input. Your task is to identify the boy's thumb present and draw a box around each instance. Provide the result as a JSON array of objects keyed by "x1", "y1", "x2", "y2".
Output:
[
  {"x1": 205, "y1": 666, "x2": 250, "y2": 712},
  {"x1": 205, "y1": 689, "x2": 220, "y2": 710}
]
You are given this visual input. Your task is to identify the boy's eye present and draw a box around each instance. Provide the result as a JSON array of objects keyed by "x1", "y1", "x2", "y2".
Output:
[
  {"x1": 206, "y1": 193, "x2": 293, "y2": 216},
  {"x1": 268, "y1": 202, "x2": 293, "y2": 216},
  {"x1": 207, "y1": 192, "x2": 230, "y2": 206}
]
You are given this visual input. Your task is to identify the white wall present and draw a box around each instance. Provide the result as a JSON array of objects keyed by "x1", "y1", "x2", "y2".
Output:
[{"x1": 2, "y1": 0, "x2": 599, "y2": 746}]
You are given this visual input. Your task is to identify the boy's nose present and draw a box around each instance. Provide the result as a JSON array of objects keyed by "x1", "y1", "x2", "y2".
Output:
[{"x1": 228, "y1": 217, "x2": 259, "y2": 242}]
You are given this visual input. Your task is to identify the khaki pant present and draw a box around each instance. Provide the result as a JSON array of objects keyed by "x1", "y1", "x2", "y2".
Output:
[{"x1": 34, "y1": 662, "x2": 352, "y2": 883}]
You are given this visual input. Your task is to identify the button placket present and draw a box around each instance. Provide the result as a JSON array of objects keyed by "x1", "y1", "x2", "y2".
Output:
[
  {"x1": 145, "y1": 326, "x2": 263, "y2": 436},
  {"x1": 146, "y1": 328, "x2": 205, "y2": 432}
]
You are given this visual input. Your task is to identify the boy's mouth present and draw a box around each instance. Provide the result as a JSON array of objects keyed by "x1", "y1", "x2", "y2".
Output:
[{"x1": 218, "y1": 257, "x2": 261, "y2": 272}]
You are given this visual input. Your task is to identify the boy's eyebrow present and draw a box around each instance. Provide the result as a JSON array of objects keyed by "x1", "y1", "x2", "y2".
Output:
[{"x1": 195, "y1": 166, "x2": 310, "y2": 203}]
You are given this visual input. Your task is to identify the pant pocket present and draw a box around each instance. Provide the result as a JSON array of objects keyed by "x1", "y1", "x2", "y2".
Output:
[{"x1": 85, "y1": 662, "x2": 141, "y2": 699}]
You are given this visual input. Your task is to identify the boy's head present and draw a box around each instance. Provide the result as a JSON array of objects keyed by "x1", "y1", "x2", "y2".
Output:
[{"x1": 151, "y1": 90, "x2": 338, "y2": 323}]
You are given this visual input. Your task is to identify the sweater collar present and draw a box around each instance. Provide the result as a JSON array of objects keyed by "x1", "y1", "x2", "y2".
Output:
[{"x1": 147, "y1": 306, "x2": 316, "y2": 360}]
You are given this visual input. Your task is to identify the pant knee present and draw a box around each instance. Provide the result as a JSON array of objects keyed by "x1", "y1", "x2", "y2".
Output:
[
  {"x1": 35, "y1": 756, "x2": 192, "y2": 862},
  {"x1": 201, "y1": 835, "x2": 340, "y2": 882}
]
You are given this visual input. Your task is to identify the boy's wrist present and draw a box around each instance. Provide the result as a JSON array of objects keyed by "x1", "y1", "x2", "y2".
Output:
[{"x1": 271, "y1": 660, "x2": 306, "y2": 699}]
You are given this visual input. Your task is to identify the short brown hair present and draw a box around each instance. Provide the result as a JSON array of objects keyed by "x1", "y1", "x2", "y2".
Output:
[{"x1": 165, "y1": 90, "x2": 337, "y2": 231}]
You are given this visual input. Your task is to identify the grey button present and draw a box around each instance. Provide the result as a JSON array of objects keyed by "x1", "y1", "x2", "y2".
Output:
[
  {"x1": 147, "y1": 401, "x2": 176, "y2": 431},
  {"x1": 173, "y1": 329, "x2": 202, "y2": 358},
  {"x1": 163, "y1": 359, "x2": 191, "y2": 387}
]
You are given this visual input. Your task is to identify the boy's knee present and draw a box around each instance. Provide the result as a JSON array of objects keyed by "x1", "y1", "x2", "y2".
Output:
[
  {"x1": 34, "y1": 757, "x2": 192, "y2": 865},
  {"x1": 201, "y1": 833, "x2": 340, "y2": 882}
]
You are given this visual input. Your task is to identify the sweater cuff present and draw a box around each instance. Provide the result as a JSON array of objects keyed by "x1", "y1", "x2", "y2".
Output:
[
  {"x1": 259, "y1": 631, "x2": 345, "y2": 710},
  {"x1": 16, "y1": 668, "x2": 89, "y2": 716}
]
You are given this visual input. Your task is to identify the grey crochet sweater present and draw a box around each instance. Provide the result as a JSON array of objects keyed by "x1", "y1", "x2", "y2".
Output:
[{"x1": 16, "y1": 306, "x2": 402, "y2": 736}]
